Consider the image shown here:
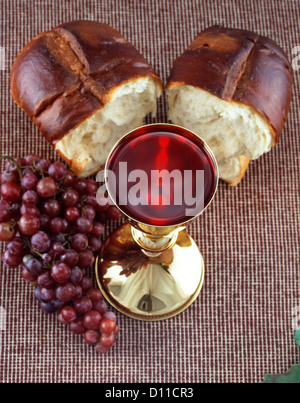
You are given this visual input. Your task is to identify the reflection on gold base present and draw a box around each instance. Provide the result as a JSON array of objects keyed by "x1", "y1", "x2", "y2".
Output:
[{"x1": 95, "y1": 223, "x2": 204, "y2": 321}]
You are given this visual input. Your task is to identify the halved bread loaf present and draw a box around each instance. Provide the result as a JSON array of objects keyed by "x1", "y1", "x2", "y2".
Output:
[
  {"x1": 11, "y1": 20, "x2": 162, "y2": 177},
  {"x1": 166, "y1": 26, "x2": 293, "y2": 185}
]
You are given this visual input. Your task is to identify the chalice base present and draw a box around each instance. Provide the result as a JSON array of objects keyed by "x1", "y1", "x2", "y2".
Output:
[{"x1": 96, "y1": 223, "x2": 204, "y2": 321}]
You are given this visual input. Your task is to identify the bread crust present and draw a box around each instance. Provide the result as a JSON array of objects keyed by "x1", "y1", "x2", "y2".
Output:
[
  {"x1": 166, "y1": 26, "x2": 293, "y2": 142},
  {"x1": 224, "y1": 156, "x2": 250, "y2": 186},
  {"x1": 11, "y1": 20, "x2": 162, "y2": 146}
]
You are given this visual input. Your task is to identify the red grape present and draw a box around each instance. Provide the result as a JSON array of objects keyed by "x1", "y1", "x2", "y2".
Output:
[
  {"x1": 21, "y1": 173, "x2": 38, "y2": 190},
  {"x1": 83, "y1": 310, "x2": 101, "y2": 330},
  {"x1": 58, "y1": 312, "x2": 68, "y2": 324},
  {"x1": 42, "y1": 253, "x2": 52, "y2": 264},
  {"x1": 100, "y1": 318, "x2": 116, "y2": 334},
  {"x1": 2, "y1": 249, "x2": 22, "y2": 267},
  {"x1": 74, "y1": 178, "x2": 88, "y2": 194},
  {"x1": 95, "y1": 343, "x2": 110, "y2": 353},
  {"x1": 85, "y1": 194, "x2": 98, "y2": 207},
  {"x1": 0, "y1": 222, "x2": 16, "y2": 242},
  {"x1": 22, "y1": 190, "x2": 39, "y2": 205},
  {"x1": 76, "y1": 216, "x2": 93, "y2": 233},
  {"x1": 37, "y1": 177, "x2": 58, "y2": 198},
  {"x1": 80, "y1": 276, "x2": 93, "y2": 291},
  {"x1": 84, "y1": 330, "x2": 99, "y2": 345},
  {"x1": 51, "y1": 262, "x2": 71, "y2": 283},
  {"x1": 42, "y1": 199, "x2": 61, "y2": 217},
  {"x1": 1, "y1": 170, "x2": 18, "y2": 183},
  {"x1": 74, "y1": 285, "x2": 83, "y2": 299},
  {"x1": 25, "y1": 258, "x2": 43, "y2": 276},
  {"x1": 20, "y1": 203, "x2": 39, "y2": 216},
  {"x1": 61, "y1": 306, "x2": 77, "y2": 323},
  {"x1": 55, "y1": 283, "x2": 76, "y2": 302},
  {"x1": 91, "y1": 222, "x2": 104, "y2": 237},
  {"x1": 18, "y1": 214, "x2": 40, "y2": 235},
  {"x1": 24, "y1": 154, "x2": 41, "y2": 165},
  {"x1": 69, "y1": 266, "x2": 83, "y2": 285},
  {"x1": 65, "y1": 207, "x2": 80, "y2": 222},
  {"x1": 61, "y1": 250, "x2": 79, "y2": 268},
  {"x1": 70, "y1": 318, "x2": 86, "y2": 335},
  {"x1": 99, "y1": 333, "x2": 116, "y2": 348},
  {"x1": 49, "y1": 217, "x2": 64, "y2": 234},
  {"x1": 102, "y1": 311, "x2": 117, "y2": 322},
  {"x1": 36, "y1": 159, "x2": 51, "y2": 172},
  {"x1": 6, "y1": 238, "x2": 24, "y2": 255},
  {"x1": 22, "y1": 168, "x2": 33, "y2": 176},
  {"x1": 35, "y1": 287, "x2": 44, "y2": 302},
  {"x1": 1, "y1": 182, "x2": 21, "y2": 202},
  {"x1": 51, "y1": 233, "x2": 66, "y2": 244},
  {"x1": 74, "y1": 296, "x2": 93, "y2": 314},
  {"x1": 82, "y1": 205, "x2": 96, "y2": 221},
  {"x1": 0, "y1": 199, "x2": 11, "y2": 222},
  {"x1": 61, "y1": 189, "x2": 79, "y2": 207},
  {"x1": 22, "y1": 267, "x2": 37, "y2": 282},
  {"x1": 88, "y1": 236, "x2": 102, "y2": 252},
  {"x1": 62, "y1": 170, "x2": 75, "y2": 187},
  {"x1": 31, "y1": 231, "x2": 51, "y2": 252},
  {"x1": 48, "y1": 162, "x2": 67, "y2": 181},
  {"x1": 61, "y1": 218, "x2": 69, "y2": 233},
  {"x1": 40, "y1": 302, "x2": 57, "y2": 314},
  {"x1": 38, "y1": 271, "x2": 56, "y2": 289},
  {"x1": 107, "y1": 206, "x2": 123, "y2": 220},
  {"x1": 86, "y1": 179, "x2": 98, "y2": 195},
  {"x1": 51, "y1": 242, "x2": 65, "y2": 256},
  {"x1": 4, "y1": 158, "x2": 23, "y2": 173},
  {"x1": 40, "y1": 287, "x2": 56, "y2": 302},
  {"x1": 86, "y1": 288, "x2": 102, "y2": 302},
  {"x1": 78, "y1": 250, "x2": 94, "y2": 269},
  {"x1": 93, "y1": 300, "x2": 108, "y2": 315},
  {"x1": 71, "y1": 233, "x2": 88, "y2": 251},
  {"x1": 51, "y1": 299, "x2": 66, "y2": 311}
]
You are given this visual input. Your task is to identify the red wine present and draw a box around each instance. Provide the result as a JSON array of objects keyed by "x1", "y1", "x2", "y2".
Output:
[{"x1": 106, "y1": 124, "x2": 217, "y2": 226}]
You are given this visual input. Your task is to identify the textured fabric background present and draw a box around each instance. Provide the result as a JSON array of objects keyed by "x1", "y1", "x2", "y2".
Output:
[{"x1": 0, "y1": 0, "x2": 299, "y2": 383}]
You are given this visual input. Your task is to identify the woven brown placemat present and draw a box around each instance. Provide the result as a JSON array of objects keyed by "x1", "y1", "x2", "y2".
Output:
[{"x1": 0, "y1": 0, "x2": 299, "y2": 383}]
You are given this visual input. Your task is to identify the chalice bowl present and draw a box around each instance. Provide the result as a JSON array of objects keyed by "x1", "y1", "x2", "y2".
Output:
[{"x1": 96, "y1": 124, "x2": 218, "y2": 321}]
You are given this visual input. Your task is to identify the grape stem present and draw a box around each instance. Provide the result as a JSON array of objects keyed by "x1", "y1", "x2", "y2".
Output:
[
  {"x1": 9, "y1": 220, "x2": 18, "y2": 230},
  {"x1": 0, "y1": 155, "x2": 50, "y2": 179},
  {"x1": 0, "y1": 155, "x2": 24, "y2": 180},
  {"x1": 63, "y1": 240, "x2": 71, "y2": 249},
  {"x1": 31, "y1": 248, "x2": 44, "y2": 259}
]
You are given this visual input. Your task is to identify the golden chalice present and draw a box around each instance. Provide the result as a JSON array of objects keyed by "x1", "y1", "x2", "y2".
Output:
[{"x1": 96, "y1": 124, "x2": 218, "y2": 321}]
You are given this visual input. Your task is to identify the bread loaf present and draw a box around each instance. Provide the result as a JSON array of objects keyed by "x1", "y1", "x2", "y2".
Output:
[
  {"x1": 11, "y1": 20, "x2": 162, "y2": 177},
  {"x1": 166, "y1": 26, "x2": 293, "y2": 185}
]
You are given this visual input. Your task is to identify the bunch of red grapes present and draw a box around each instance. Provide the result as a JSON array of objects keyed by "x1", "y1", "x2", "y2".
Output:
[{"x1": 0, "y1": 154, "x2": 122, "y2": 353}]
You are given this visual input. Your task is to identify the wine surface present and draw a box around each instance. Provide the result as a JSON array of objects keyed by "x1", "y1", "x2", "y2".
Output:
[{"x1": 106, "y1": 125, "x2": 217, "y2": 226}]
